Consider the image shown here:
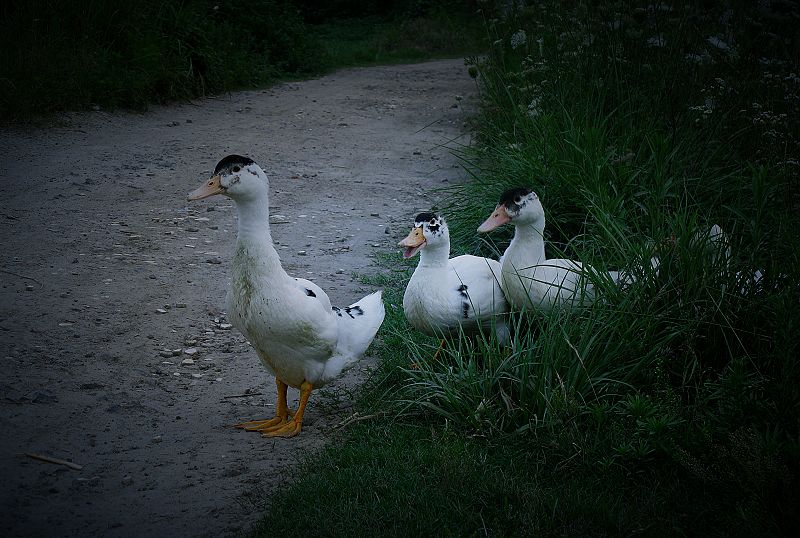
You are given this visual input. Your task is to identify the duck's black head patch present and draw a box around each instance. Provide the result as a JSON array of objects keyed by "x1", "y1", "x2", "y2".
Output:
[
  {"x1": 499, "y1": 187, "x2": 533, "y2": 207},
  {"x1": 215, "y1": 154, "x2": 255, "y2": 175},
  {"x1": 414, "y1": 212, "x2": 438, "y2": 225},
  {"x1": 414, "y1": 212, "x2": 444, "y2": 233}
]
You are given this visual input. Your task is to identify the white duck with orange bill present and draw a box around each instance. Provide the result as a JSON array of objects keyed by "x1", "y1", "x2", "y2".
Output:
[
  {"x1": 188, "y1": 155, "x2": 385, "y2": 437},
  {"x1": 400, "y1": 212, "x2": 509, "y2": 344}
]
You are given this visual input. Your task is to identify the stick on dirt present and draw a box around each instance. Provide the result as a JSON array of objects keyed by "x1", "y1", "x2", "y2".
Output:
[{"x1": 24, "y1": 453, "x2": 83, "y2": 470}]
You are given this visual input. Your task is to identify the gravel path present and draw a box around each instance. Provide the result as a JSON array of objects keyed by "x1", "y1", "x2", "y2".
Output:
[{"x1": 0, "y1": 59, "x2": 474, "y2": 537}]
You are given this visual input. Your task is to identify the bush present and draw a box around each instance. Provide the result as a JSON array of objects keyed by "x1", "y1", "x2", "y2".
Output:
[{"x1": 0, "y1": 0, "x2": 324, "y2": 120}]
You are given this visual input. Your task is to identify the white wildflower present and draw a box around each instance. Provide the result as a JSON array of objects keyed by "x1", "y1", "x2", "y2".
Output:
[
  {"x1": 510, "y1": 30, "x2": 527, "y2": 49},
  {"x1": 527, "y1": 96, "x2": 541, "y2": 118}
]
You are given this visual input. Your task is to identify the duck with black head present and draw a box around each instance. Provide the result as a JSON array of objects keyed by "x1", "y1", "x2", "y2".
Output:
[
  {"x1": 400, "y1": 212, "x2": 509, "y2": 345},
  {"x1": 478, "y1": 187, "x2": 599, "y2": 312},
  {"x1": 188, "y1": 155, "x2": 385, "y2": 437}
]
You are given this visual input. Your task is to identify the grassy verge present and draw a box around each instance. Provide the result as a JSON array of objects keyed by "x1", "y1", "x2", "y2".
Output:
[
  {"x1": 257, "y1": 2, "x2": 799, "y2": 536},
  {"x1": 0, "y1": 0, "x2": 482, "y2": 122}
]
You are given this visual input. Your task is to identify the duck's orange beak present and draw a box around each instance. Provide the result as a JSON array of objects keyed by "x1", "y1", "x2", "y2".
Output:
[
  {"x1": 477, "y1": 205, "x2": 510, "y2": 232},
  {"x1": 188, "y1": 175, "x2": 222, "y2": 201},
  {"x1": 399, "y1": 226, "x2": 426, "y2": 258}
]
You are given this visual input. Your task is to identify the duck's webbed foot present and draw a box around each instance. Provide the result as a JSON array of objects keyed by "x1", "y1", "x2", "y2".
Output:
[
  {"x1": 260, "y1": 381, "x2": 313, "y2": 438},
  {"x1": 234, "y1": 378, "x2": 291, "y2": 431}
]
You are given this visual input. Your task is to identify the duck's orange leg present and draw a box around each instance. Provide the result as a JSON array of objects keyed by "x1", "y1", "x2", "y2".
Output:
[
  {"x1": 260, "y1": 381, "x2": 313, "y2": 438},
  {"x1": 234, "y1": 378, "x2": 291, "y2": 431}
]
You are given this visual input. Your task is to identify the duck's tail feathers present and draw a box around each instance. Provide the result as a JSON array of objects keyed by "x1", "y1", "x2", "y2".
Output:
[{"x1": 329, "y1": 290, "x2": 385, "y2": 369}]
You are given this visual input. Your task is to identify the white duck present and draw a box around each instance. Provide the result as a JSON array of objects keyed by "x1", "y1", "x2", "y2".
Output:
[
  {"x1": 477, "y1": 187, "x2": 603, "y2": 312},
  {"x1": 400, "y1": 212, "x2": 509, "y2": 344},
  {"x1": 188, "y1": 155, "x2": 385, "y2": 437}
]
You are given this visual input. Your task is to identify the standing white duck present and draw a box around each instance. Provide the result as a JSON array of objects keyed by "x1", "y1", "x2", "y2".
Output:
[
  {"x1": 400, "y1": 212, "x2": 509, "y2": 344},
  {"x1": 188, "y1": 155, "x2": 385, "y2": 437},
  {"x1": 477, "y1": 187, "x2": 601, "y2": 312}
]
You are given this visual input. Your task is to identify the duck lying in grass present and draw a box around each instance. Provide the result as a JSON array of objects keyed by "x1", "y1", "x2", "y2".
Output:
[
  {"x1": 478, "y1": 187, "x2": 614, "y2": 312},
  {"x1": 400, "y1": 212, "x2": 509, "y2": 345},
  {"x1": 188, "y1": 155, "x2": 385, "y2": 438}
]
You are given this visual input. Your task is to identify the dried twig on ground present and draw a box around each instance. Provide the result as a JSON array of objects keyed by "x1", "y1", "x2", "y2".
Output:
[{"x1": 23, "y1": 453, "x2": 83, "y2": 470}]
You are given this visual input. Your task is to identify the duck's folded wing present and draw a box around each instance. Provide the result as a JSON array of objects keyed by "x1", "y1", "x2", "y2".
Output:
[
  {"x1": 451, "y1": 255, "x2": 508, "y2": 317},
  {"x1": 294, "y1": 277, "x2": 333, "y2": 313},
  {"x1": 331, "y1": 290, "x2": 385, "y2": 360}
]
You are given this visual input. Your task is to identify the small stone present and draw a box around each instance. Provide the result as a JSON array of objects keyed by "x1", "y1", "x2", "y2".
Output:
[
  {"x1": 155, "y1": 308, "x2": 168, "y2": 314},
  {"x1": 370, "y1": 212, "x2": 380, "y2": 217},
  {"x1": 218, "y1": 323, "x2": 233, "y2": 330},
  {"x1": 175, "y1": 303, "x2": 187, "y2": 308},
  {"x1": 206, "y1": 258, "x2": 222, "y2": 265},
  {"x1": 173, "y1": 372, "x2": 181, "y2": 377},
  {"x1": 335, "y1": 269, "x2": 344, "y2": 274},
  {"x1": 187, "y1": 227, "x2": 199, "y2": 232},
  {"x1": 159, "y1": 350, "x2": 174, "y2": 358},
  {"x1": 182, "y1": 358, "x2": 195, "y2": 366},
  {"x1": 25, "y1": 284, "x2": 34, "y2": 291},
  {"x1": 297, "y1": 251, "x2": 307, "y2": 256},
  {"x1": 413, "y1": 150, "x2": 422, "y2": 155},
  {"x1": 191, "y1": 373, "x2": 203, "y2": 379},
  {"x1": 151, "y1": 435, "x2": 162, "y2": 444},
  {"x1": 121, "y1": 475, "x2": 133, "y2": 486},
  {"x1": 184, "y1": 348, "x2": 198, "y2": 356}
]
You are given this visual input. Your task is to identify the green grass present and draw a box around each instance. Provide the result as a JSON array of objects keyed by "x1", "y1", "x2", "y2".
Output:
[{"x1": 256, "y1": 2, "x2": 799, "y2": 536}]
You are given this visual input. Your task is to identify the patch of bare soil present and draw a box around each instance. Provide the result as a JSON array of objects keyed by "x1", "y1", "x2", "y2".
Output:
[{"x1": 0, "y1": 59, "x2": 475, "y2": 537}]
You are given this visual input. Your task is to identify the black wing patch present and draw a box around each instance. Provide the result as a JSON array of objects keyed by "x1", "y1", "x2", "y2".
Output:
[
  {"x1": 305, "y1": 288, "x2": 316, "y2": 298},
  {"x1": 332, "y1": 305, "x2": 364, "y2": 318},
  {"x1": 344, "y1": 305, "x2": 364, "y2": 318},
  {"x1": 458, "y1": 285, "x2": 470, "y2": 319}
]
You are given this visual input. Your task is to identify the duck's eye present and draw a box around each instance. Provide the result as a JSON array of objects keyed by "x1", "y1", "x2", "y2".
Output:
[
  {"x1": 429, "y1": 218, "x2": 436, "y2": 225},
  {"x1": 232, "y1": 166, "x2": 241, "y2": 173},
  {"x1": 514, "y1": 196, "x2": 522, "y2": 204}
]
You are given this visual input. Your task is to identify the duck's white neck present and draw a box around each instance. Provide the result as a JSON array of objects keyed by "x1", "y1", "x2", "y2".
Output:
[
  {"x1": 417, "y1": 239, "x2": 451, "y2": 268},
  {"x1": 232, "y1": 190, "x2": 286, "y2": 276},
  {"x1": 509, "y1": 219, "x2": 546, "y2": 263},
  {"x1": 235, "y1": 194, "x2": 274, "y2": 244}
]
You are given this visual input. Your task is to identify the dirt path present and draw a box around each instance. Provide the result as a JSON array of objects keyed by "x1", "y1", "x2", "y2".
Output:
[{"x1": 0, "y1": 59, "x2": 475, "y2": 537}]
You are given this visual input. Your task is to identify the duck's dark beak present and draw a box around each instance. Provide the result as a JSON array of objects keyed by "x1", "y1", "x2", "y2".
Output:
[
  {"x1": 188, "y1": 175, "x2": 222, "y2": 201},
  {"x1": 477, "y1": 205, "x2": 510, "y2": 232}
]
